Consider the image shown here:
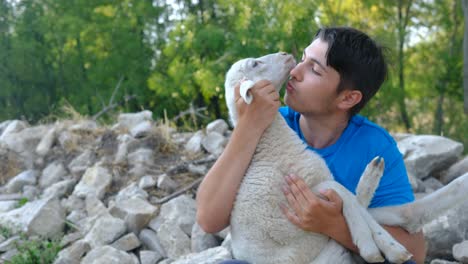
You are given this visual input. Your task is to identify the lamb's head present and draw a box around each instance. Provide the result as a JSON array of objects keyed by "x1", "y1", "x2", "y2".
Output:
[{"x1": 224, "y1": 52, "x2": 296, "y2": 126}]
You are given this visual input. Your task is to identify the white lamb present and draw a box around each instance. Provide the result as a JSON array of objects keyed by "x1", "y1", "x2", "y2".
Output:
[{"x1": 224, "y1": 52, "x2": 468, "y2": 264}]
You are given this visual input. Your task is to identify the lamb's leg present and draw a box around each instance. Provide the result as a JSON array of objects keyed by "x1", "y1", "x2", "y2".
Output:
[
  {"x1": 369, "y1": 172, "x2": 468, "y2": 233},
  {"x1": 355, "y1": 156, "x2": 385, "y2": 208},
  {"x1": 316, "y1": 181, "x2": 412, "y2": 264},
  {"x1": 311, "y1": 157, "x2": 389, "y2": 264}
]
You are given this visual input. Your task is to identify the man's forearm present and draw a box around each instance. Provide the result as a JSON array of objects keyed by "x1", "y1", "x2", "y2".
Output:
[
  {"x1": 327, "y1": 215, "x2": 426, "y2": 263},
  {"x1": 196, "y1": 120, "x2": 263, "y2": 233}
]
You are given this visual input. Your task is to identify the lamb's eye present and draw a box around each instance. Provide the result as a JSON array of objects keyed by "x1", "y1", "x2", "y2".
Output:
[{"x1": 252, "y1": 61, "x2": 258, "y2": 68}]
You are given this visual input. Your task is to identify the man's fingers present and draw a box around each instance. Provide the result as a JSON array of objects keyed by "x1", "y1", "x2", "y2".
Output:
[
  {"x1": 234, "y1": 82, "x2": 241, "y2": 102},
  {"x1": 282, "y1": 184, "x2": 304, "y2": 217},
  {"x1": 286, "y1": 174, "x2": 322, "y2": 208},
  {"x1": 279, "y1": 202, "x2": 301, "y2": 227}
]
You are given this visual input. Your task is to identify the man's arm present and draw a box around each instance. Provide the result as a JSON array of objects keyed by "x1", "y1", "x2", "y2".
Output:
[
  {"x1": 280, "y1": 174, "x2": 426, "y2": 264},
  {"x1": 196, "y1": 80, "x2": 280, "y2": 233}
]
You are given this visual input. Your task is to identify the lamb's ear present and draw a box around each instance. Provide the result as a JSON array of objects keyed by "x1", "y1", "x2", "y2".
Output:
[{"x1": 240, "y1": 79, "x2": 254, "y2": 104}]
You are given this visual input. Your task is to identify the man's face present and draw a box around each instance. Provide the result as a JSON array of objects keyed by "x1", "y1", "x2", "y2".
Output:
[{"x1": 284, "y1": 38, "x2": 341, "y2": 116}]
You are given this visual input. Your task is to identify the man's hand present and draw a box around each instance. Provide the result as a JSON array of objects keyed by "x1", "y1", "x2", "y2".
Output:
[
  {"x1": 235, "y1": 80, "x2": 280, "y2": 135},
  {"x1": 279, "y1": 174, "x2": 345, "y2": 237}
]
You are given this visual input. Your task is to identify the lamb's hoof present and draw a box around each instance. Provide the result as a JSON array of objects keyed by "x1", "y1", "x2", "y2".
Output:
[
  {"x1": 359, "y1": 243, "x2": 385, "y2": 263},
  {"x1": 368, "y1": 156, "x2": 385, "y2": 177},
  {"x1": 379, "y1": 239, "x2": 412, "y2": 264}
]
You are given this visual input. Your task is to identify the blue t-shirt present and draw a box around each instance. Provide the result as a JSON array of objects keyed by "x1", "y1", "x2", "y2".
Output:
[{"x1": 279, "y1": 106, "x2": 414, "y2": 208}]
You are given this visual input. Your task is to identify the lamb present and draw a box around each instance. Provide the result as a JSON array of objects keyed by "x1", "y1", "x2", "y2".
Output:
[{"x1": 224, "y1": 52, "x2": 468, "y2": 264}]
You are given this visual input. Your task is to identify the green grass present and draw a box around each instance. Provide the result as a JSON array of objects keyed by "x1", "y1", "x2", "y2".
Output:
[{"x1": 5, "y1": 238, "x2": 61, "y2": 264}]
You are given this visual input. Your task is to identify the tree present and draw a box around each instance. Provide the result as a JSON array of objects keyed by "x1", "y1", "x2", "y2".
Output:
[{"x1": 463, "y1": 0, "x2": 468, "y2": 114}]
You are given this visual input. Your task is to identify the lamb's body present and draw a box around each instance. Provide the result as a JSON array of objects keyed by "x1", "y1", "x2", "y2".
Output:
[{"x1": 231, "y1": 114, "x2": 330, "y2": 263}]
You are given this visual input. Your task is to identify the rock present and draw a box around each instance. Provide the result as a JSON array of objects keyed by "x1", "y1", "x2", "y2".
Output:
[
  {"x1": 69, "y1": 120, "x2": 98, "y2": 132},
  {"x1": 115, "y1": 182, "x2": 148, "y2": 202},
  {"x1": 149, "y1": 195, "x2": 196, "y2": 235},
  {"x1": 84, "y1": 215, "x2": 127, "y2": 248},
  {"x1": 201, "y1": 132, "x2": 226, "y2": 156},
  {"x1": 0, "y1": 201, "x2": 18, "y2": 213},
  {"x1": 128, "y1": 148, "x2": 155, "y2": 166},
  {"x1": 22, "y1": 185, "x2": 39, "y2": 200},
  {"x1": 85, "y1": 194, "x2": 108, "y2": 218},
  {"x1": 441, "y1": 156, "x2": 468, "y2": 184},
  {"x1": 0, "y1": 120, "x2": 28, "y2": 141},
  {"x1": 453, "y1": 240, "x2": 468, "y2": 263},
  {"x1": 185, "y1": 131, "x2": 204, "y2": 154},
  {"x1": 60, "y1": 232, "x2": 83, "y2": 248},
  {"x1": 42, "y1": 179, "x2": 76, "y2": 199},
  {"x1": 191, "y1": 222, "x2": 219, "y2": 253},
  {"x1": 0, "y1": 197, "x2": 65, "y2": 238},
  {"x1": 157, "y1": 174, "x2": 179, "y2": 192},
  {"x1": 188, "y1": 164, "x2": 207, "y2": 175},
  {"x1": 397, "y1": 135, "x2": 463, "y2": 179},
  {"x1": 130, "y1": 121, "x2": 153, "y2": 138},
  {"x1": 424, "y1": 201, "x2": 468, "y2": 260},
  {"x1": 430, "y1": 259, "x2": 461, "y2": 264},
  {"x1": 109, "y1": 197, "x2": 157, "y2": 234},
  {"x1": 139, "y1": 175, "x2": 157, "y2": 189},
  {"x1": 140, "y1": 250, "x2": 163, "y2": 264},
  {"x1": 39, "y1": 162, "x2": 67, "y2": 188},
  {"x1": 54, "y1": 239, "x2": 90, "y2": 264},
  {"x1": 111, "y1": 232, "x2": 141, "y2": 252},
  {"x1": 0, "y1": 236, "x2": 20, "y2": 252},
  {"x1": 4, "y1": 170, "x2": 37, "y2": 194},
  {"x1": 157, "y1": 222, "x2": 191, "y2": 259},
  {"x1": 171, "y1": 246, "x2": 232, "y2": 264},
  {"x1": 68, "y1": 150, "x2": 96, "y2": 176},
  {"x1": 36, "y1": 127, "x2": 56, "y2": 156},
  {"x1": 138, "y1": 229, "x2": 167, "y2": 258},
  {"x1": 423, "y1": 177, "x2": 444, "y2": 193},
  {"x1": 72, "y1": 164, "x2": 112, "y2": 199},
  {"x1": 118, "y1": 111, "x2": 153, "y2": 130},
  {"x1": 206, "y1": 119, "x2": 229, "y2": 135},
  {"x1": 81, "y1": 245, "x2": 135, "y2": 264}
]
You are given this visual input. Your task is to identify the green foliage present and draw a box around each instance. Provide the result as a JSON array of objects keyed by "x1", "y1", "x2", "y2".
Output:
[
  {"x1": 0, "y1": 0, "x2": 466, "y2": 147},
  {"x1": 17, "y1": 198, "x2": 28, "y2": 208},
  {"x1": 6, "y1": 238, "x2": 61, "y2": 264},
  {"x1": 0, "y1": 225, "x2": 12, "y2": 239}
]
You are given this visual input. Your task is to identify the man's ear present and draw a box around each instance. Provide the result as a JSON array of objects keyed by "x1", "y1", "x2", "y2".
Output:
[{"x1": 337, "y1": 90, "x2": 362, "y2": 111}]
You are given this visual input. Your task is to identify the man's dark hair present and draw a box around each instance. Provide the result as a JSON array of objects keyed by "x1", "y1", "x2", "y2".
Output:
[{"x1": 314, "y1": 26, "x2": 388, "y2": 116}]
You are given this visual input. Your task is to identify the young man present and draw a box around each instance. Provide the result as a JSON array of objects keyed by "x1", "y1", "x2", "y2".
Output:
[{"x1": 196, "y1": 27, "x2": 426, "y2": 263}]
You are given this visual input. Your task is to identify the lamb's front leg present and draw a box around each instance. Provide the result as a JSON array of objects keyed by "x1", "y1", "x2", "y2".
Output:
[{"x1": 318, "y1": 181, "x2": 412, "y2": 264}]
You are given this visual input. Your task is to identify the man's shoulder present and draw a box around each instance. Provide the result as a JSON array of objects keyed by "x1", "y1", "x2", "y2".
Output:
[{"x1": 349, "y1": 115, "x2": 395, "y2": 146}]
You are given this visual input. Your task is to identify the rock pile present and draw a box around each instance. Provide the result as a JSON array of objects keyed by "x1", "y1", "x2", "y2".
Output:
[{"x1": 0, "y1": 111, "x2": 466, "y2": 264}]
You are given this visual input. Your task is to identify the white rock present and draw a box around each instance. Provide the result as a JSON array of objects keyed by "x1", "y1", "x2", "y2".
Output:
[
  {"x1": 81, "y1": 245, "x2": 135, "y2": 264},
  {"x1": 453, "y1": 240, "x2": 468, "y2": 263},
  {"x1": 73, "y1": 165, "x2": 112, "y2": 199},
  {"x1": 397, "y1": 135, "x2": 464, "y2": 179},
  {"x1": 139, "y1": 229, "x2": 167, "y2": 258},
  {"x1": 0, "y1": 201, "x2": 18, "y2": 213},
  {"x1": 54, "y1": 239, "x2": 90, "y2": 264},
  {"x1": 109, "y1": 196, "x2": 157, "y2": 234},
  {"x1": 185, "y1": 131, "x2": 204, "y2": 154},
  {"x1": 157, "y1": 174, "x2": 179, "y2": 192},
  {"x1": 42, "y1": 179, "x2": 76, "y2": 199},
  {"x1": 39, "y1": 162, "x2": 67, "y2": 188},
  {"x1": 36, "y1": 127, "x2": 56, "y2": 156},
  {"x1": 110, "y1": 233, "x2": 141, "y2": 252},
  {"x1": 157, "y1": 222, "x2": 191, "y2": 259},
  {"x1": 140, "y1": 250, "x2": 163, "y2": 264},
  {"x1": 115, "y1": 182, "x2": 148, "y2": 203},
  {"x1": 441, "y1": 156, "x2": 468, "y2": 184},
  {"x1": 150, "y1": 195, "x2": 196, "y2": 235},
  {"x1": 206, "y1": 119, "x2": 229, "y2": 135},
  {"x1": 68, "y1": 150, "x2": 96, "y2": 176},
  {"x1": 130, "y1": 121, "x2": 153, "y2": 138},
  {"x1": 118, "y1": 111, "x2": 153, "y2": 130},
  {"x1": 0, "y1": 120, "x2": 28, "y2": 141},
  {"x1": 84, "y1": 215, "x2": 127, "y2": 248},
  {"x1": 5, "y1": 170, "x2": 37, "y2": 193},
  {"x1": 201, "y1": 132, "x2": 226, "y2": 156},
  {"x1": 139, "y1": 175, "x2": 157, "y2": 189},
  {"x1": 191, "y1": 222, "x2": 219, "y2": 253},
  {"x1": 0, "y1": 197, "x2": 65, "y2": 238}
]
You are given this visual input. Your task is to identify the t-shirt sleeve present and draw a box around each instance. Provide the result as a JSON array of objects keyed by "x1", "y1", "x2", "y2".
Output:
[{"x1": 368, "y1": 141, "x2": 415, "y2": 208}]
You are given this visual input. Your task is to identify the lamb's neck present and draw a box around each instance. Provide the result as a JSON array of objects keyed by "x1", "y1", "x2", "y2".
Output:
[{"x1": 256, "y1": 114, "x2": 305, "y2": 157}]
